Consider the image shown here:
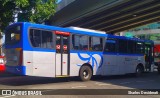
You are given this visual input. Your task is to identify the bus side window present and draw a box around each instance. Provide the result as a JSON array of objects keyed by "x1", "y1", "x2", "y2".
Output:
[
  {"x1": 80, "y1": 35, "x2": 88, "y2": 50},
  {"x1": 72, "y1": 34, "x2": 89, "y2": 51},
  {"x1": 118, "y1": 39, "x2": 127, "y2": 53},
  {"x1": 30, "y1": 29, "x2": 41, "y2": 48},
  {"x1": 127, "y1": 40, "x2": 136, "y2": 54},
  {"x1": 72, "y1": 34, "x2": 80, "y2": 50},
  {"x1": 136, "y1": 42, "x2": 144, "y2": 54},
  {"x1": 105, "y1": 39, "x2": 116, "y2": 52},
  {"x1": 29, "y1": 29, "x2": 53, "y2": 49},
  {"x1": 42, "y1": 31, "x2": 53, "y2": 48},
  {"x1": 91, "y1": 37, "x2": 103, "y2": 51}
]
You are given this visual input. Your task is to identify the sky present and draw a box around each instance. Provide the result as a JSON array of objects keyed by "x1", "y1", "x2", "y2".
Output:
[{"x1": 56, "y1": 0, "x2": 62, "y2": 4}]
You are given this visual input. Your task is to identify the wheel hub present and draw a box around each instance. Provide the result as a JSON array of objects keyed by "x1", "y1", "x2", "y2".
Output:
[{"x1": 83, "y1": 70, "x2": 89, "y2": 78}]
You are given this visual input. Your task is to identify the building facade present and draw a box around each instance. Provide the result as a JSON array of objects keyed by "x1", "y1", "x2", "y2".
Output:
[{"x1": 122, "y1": 22, "x2": 160, "y2": 45}]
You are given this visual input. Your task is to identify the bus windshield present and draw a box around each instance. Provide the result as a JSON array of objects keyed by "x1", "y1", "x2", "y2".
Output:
[{"x1": 5, "y1": 24, "x2": 21, "y2": 45}]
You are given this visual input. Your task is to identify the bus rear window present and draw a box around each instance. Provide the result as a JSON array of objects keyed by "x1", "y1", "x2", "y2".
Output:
[{"x1": 5, "y1": 25, "x2": 21, "y2": 45}]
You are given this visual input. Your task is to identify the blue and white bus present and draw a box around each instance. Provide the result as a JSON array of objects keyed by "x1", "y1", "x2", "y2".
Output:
[{"x1": 5, "y1": 22, "x2": 154, "y2": 81}]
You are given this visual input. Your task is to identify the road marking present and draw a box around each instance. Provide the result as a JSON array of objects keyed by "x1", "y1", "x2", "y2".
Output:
[
  {"x1": 95, "y1": 82, "x2": 112, "y2": 86},
  {"x1": 0, "y1": 95, "x2": 16, "y2": 98},
  {"x1": 71, "y1": 86, "x2": 87, "y2": 88},
  {"x1": 98, "y1": 83, "x2": 111, "y2": 86},
  {"x1": 120, "y1": 82, "x2": 131, "y2": 84}
]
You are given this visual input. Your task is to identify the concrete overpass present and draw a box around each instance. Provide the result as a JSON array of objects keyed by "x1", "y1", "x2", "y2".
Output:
[{"x1": 49, "y1": 0, "x2": 160, "y2": 34}]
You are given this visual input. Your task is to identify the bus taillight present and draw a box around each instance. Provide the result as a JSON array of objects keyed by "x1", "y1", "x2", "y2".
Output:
[{"x1": 16, "y1": 48, "x2": 23, "y2": 65}]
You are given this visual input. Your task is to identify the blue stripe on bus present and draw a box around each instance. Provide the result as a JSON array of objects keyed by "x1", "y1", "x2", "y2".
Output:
[
  {"x1": 70, "y1": 50, "x2": 143, "y2": 56},
  {"x1": 70, "y1": 50, "x2": 103, "y2": 54},
  {"x1": 24, "y1": 48, "x2": 56, "y2": 52},
  {"x1": 70, "y1": 50, "x2": 103, "y2": 69},
  {"x1": 6, "y1": 65, "x2": 26, "y2": 75},
  {"x1": 106, "y1": 40, "x2": 116, "y2": 43},
  {"x1": 23, "y1": 49, "x2": 144, "y2": 56},
  {"x1": 103, "y1": 52, "x2": 144, "y2": 56}
]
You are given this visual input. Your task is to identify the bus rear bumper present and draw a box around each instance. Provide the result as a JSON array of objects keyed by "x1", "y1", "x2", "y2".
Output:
[{"x1": 5, "y1": 65, "x2": 26, "y2": 75}]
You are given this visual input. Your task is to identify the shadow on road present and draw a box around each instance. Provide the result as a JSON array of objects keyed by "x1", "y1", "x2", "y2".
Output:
[
  {"x1": 92, "y1": 72, "x2": 160, "y2": 89},
  {"x1": 0, "y1": 71, "x2": 159, "y2": 89},
  {"x1": 0, "y1": 72, "x2": 80, "y2": 86}
]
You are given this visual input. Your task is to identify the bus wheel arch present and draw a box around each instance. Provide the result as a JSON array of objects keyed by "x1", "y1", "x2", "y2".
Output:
[
  {"x1": 79, "y1": 63, "x2": 93, "y2": 81},
  {"x1": 135, "y1": 63, "x2": 144, "y2": 76}
]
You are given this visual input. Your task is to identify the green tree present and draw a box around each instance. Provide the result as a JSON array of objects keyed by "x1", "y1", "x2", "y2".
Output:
[
  {"x1": 0, "y1": 0, "x2": 57, "y2": 31},
  {"x1": 0, "y1": 0, "x2": 15, "y2": 32}
]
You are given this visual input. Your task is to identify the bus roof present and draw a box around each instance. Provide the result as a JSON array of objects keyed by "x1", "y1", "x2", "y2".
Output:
[
  {"x1": 67, "y1": 26, "x2": 106, "y2": 34},
  {"x1": 107, "y1": 34, "x2": 154, "y2": 43},
  {"x1": 6, "y1": 22, "x2": 107, "y2": 37},
  {"x1": 5, "y1": 22, "x2": 154, "y2": 44}
]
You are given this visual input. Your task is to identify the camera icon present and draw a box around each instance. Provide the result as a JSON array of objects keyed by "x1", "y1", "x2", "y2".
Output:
[{"x1": 2, "y1": 90, "x2": 12, "y2": 95}]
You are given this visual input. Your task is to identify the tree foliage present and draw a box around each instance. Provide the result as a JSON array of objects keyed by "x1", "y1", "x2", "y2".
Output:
[
  {"x1": 0, "y1": 0, "x2": 15, "y2": 32},
  {"x1": 0, "y1": 0, "x2": 57, "y2": 31}
]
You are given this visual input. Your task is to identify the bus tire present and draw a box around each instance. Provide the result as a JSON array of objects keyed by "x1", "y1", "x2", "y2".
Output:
[
  {"x1": 135, "y1": 65, "x2": 144, "y2": 77},
  {"x1": 79, "y1": 65, "x2": 92, "y2": 81}
]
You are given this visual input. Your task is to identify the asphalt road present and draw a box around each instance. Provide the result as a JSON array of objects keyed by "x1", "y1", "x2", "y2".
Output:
[{"x1": 0, "y1": 72, "x2": 160, "y2": 98}]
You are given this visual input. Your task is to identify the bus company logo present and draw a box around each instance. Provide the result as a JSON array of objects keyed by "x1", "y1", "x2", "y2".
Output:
[
  {"x1": 77, "y1": 53, "x2": 103, "y2": 68},
  {"x1": 2, "y1": 90, "x2": 12, "y2": 95}
]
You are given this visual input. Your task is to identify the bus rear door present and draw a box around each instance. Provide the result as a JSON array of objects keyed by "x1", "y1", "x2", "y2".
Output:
[
  {"x1": 145, "y1": 42, "x2": 154, "y2": 71},
  {"x1": 55, "y1": 31, "x2": 70, "y2": 77}
]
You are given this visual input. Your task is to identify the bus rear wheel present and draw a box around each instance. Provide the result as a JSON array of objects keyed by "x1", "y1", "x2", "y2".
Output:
[
  {"x1": 135, "y1": 65, "x2": 143, "y2": 77},
  {"x1": 79, "y1": 65, "x2": 92, "y2": 81}
]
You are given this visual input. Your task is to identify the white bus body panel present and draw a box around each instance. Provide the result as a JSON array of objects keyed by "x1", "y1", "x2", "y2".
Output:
[
  {"x1": 102, "y1": 55, "x2": 118, "y2": 75},
  {"x1": 55, "y1": 54, "x2": 68, "y2": 76},
  {"x1": 55, "y1": 54, "x2": 61, "y2": 76},
  {"x1": 23, "y1": 51, "x2": 56, "y2": 77},
  {"x1": 69, "y1": 53, "x2": 103, "y2": 76},
  {"x1": 23, "y1": 51, "x2": 145, "y2": 77},
  {"x1": 23, "y1": 51, "x2": 33, "y2": 75},
  {"x1": 102, "y1": 54, "x2": 145, "y2": 75},
  {"x1": 62, "y1": 54, "x2": 68, "y2": 75}
]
